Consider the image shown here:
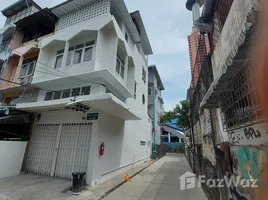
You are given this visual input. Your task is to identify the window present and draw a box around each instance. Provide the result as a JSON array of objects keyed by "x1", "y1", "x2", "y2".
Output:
[
  {"x1": 72, "y1": 88, "x2": 81, "y2": 97},
  {"x1": 62, "y1": 89, "x2": 71, "y2": 98},
  {"x1": 148, "y1": 88, "x2": 152, "y2": 96},
  {"x1": 134, "y1": 81, "x2": 137, "y2": 99},
  {"x1": 21, "y1": 61, "x2": 36, "y2": 77},
  {"x1": 81, "y1": 86, "x2": 91, "y2": 95},
  {"x1": 84, "y1": 46, "x2": 93, "y2": 62},
  {"x1": 0, "y1": 60, "x2": 4, "y2": 75},
  {"x1": 53, "y1": 91, "x2": 61, "y2": 100},
  {"x1": 44, "y1": 86, "x2": 91, "y2": 101},
  {"x1": 73, "y1": 44, "x2": 84, "y2": 64},
  {"x1": 125, "y1": 33, "x2": 128, "y2": 42},
  {"x1": 44, "y1": 92, "x2": 53, "y2": 101},
  {"x1": 142, "y1": 67, "x2": 146, "y2": 83},
  {"x1": 140, "y1": 141, "x2": 146, "y2": 146},
  {"x1": 63, "y1": 41, "x2": 95, "y2": 67},
  {"x1": 55, "y1": 49, "x2": 64, "y2": 69},
  {"x1": 66, "y1": 46, "x2": 74, "y2": 66},
  {"x1": 142, "y1": 94, "x2": 145, "y2": 105},
  {"x1": 116, "y1": 54, "x2": 125, "y2": 79}
]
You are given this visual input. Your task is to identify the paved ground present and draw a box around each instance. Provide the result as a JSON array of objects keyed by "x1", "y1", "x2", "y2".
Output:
[
  {"x1": 103, "y1": 154, "x2": 208, "y2": 200},
  {"x1": 0, "y1": 174, "x2": 72, "y2": 200}
]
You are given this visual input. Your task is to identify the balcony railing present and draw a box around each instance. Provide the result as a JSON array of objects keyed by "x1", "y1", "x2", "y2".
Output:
[{"x1": 209, "y1": 0, "x2": 234, "y2": 53}]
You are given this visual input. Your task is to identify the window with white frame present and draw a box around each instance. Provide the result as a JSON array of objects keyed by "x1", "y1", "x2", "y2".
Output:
[
  {"x1": 142, "y1": 67, "x2": 146, "y2": 83},
  {"x1": 21, "y1": 61, "x2": 36, "y2": 78},
  {"x1": 66, "y1": 41, "x2": 94, "y2": 66},
  {"x1": 55, "y1": 49, "x2": 64, "y2": 69},
  {"x1": 44, "y1": 86, "x2": 91, "y2": 101},
  {"x1": 116, "y1": 54, "x2": 125, "y2": 79}
]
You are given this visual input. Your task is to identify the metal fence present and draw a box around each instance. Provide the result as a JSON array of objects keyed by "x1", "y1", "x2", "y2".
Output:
[{"x1": 220, "y1": 65, "x2": 262, "y2": 131}]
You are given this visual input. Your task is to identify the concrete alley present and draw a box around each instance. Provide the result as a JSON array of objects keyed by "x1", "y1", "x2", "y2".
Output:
[{"x1": 103, "y1": 154, "x2": 207, "y2": 200}]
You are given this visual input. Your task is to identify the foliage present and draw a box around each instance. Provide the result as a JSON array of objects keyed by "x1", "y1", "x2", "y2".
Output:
[
  {"x1": 160, "y1": 111, "x2": 175, "y2": 126},
  {"x1": 160, "y1": 100, "x2": 191, "y2": 129},
  {"x1": 174, "y1": 100, "x2": 191, "y2": 129},
  {"x1": 166, "y1": 143, "x2": 185, "y2": 153}
]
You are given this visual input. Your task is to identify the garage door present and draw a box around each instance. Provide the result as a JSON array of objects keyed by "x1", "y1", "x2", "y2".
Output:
[
  {"x1": 25, "y1": 124, "x2": 59, "y2": 175},
  {"x1": 54, "y1": 123, "x2": 92, "y2": 179},
  {"x1": 25, "y1": 123, "x2": 92, "y2": 179}
]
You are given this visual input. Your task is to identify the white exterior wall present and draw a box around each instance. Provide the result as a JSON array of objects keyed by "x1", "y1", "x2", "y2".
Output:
[
  {"x1": 26, "y1": 0, "x2": 152, "y2": 185},
  {"x1": 0, "y1": 141, "x2": 27, "y2": 179}
]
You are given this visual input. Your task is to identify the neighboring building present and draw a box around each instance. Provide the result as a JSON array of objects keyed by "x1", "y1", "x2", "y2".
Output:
[
  {"x1": 10, "y1": 0, "x2": 154, "y2": 186},
  {"x1": 187, "y1": 27, "x2": 209, "y2": 101},
  {"x1": 162, "y1": 118, "x2": 185, "y2": 148},
  {"x1": 0, "y1": 0, "x2": 58, "y2": 179},
  {"x1": 186, "y1": 0, "x2": 261, "y2": 199},
  {"x1": 148, "y1": 65, "x2": 164, "y2": 145}
]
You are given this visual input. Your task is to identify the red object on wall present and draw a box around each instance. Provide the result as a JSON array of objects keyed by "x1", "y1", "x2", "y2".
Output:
[{"x1": 99, "y1": 142, "x2": 105, "y2": 156}]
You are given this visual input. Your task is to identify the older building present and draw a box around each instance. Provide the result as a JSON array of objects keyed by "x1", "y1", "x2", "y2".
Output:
[{"x1": 186, "y1": 0, "x2": 261, "y2": 199}]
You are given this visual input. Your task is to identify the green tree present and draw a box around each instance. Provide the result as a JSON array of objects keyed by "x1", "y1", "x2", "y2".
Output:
[
  {"x1": 174, "y1": 100, "x2": 190, "y2": 129},
  {"x1": 160, "y1": 111, "x2": 175, "y2": 126},
  {"x1": 160, "y1": 100, "x2": 191, "y2": 129}
]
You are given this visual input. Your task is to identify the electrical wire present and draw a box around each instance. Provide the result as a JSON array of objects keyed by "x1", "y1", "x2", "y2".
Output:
[
  {"x1": 11, "y1": 48, "x2": 106, "y2": 87},
  {"x1": 0, "y1": 77, "x2": 56, "y2": 92}
]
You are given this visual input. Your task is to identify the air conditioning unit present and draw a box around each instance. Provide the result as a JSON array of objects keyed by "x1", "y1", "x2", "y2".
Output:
[{"x1": 20, "y1": 76, "x2": 33, "y2": 85}]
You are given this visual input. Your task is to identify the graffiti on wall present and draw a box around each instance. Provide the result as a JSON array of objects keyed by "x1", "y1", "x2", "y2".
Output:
[
  {"x1": 226, "y1": 173, "x2": 251, "y2": 200},
  {"x1": 228, "y1": 123, "x2": 268, "y2": 145},
  {"x1": 230, "y1": 146, "x2": 263, "y2": 184}
]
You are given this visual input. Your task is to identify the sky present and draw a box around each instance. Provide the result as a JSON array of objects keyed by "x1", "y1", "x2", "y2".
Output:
[{"x1": 0, "y1": 0, "x2": 192, "y2": 112}]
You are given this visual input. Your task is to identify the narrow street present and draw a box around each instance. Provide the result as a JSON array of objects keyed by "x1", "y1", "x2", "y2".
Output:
[{"x1": 103, "y1": 154, "x2": 207, "y2": 200}]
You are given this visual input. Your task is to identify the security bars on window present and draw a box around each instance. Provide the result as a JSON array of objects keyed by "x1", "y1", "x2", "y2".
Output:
[
  {"x1": 220, "y1": 66, "x2": 262, "y2": 131},
  {"x1": 44, "y1": 86, "x2": 91, "y2": 101}
]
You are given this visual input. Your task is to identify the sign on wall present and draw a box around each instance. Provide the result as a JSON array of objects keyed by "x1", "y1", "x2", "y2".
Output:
[
  {"x1": 87, "y1": 113, "x2": 99, "y2": 120},
  {"x1": 227, "y1": 123, "x2": 268, "y2": 145}
]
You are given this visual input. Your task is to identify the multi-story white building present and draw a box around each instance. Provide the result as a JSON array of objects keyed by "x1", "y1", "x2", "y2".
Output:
[
  {"x1": 16, "y1": 0, "x2": 153, "y2": 185},
  {"x1": 148, "y1": 65, "x2": 164, "y2": 145}
]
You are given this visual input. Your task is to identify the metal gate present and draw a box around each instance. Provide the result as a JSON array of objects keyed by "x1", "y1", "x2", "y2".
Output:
[
  {"x1": 25, "y1": 123, "x2": 92, "y2": 179},
  {"x1": 54, "y1": 123, "x2": 92, "y2": 179},
  {"x1": 25, "y1": 124, "x2": 59, "y2": 175}
]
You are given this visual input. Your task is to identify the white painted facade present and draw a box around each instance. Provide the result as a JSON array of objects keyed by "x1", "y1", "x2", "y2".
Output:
[
  {"x1": 16, "y1": 0, "x2": 153, "y2": 185},
  {"x1": 0, "y1": 141, "x2": 27, "y2": 179},
  {"x1": 148, "y1": 66, "x2": 164, "y2": 145}
]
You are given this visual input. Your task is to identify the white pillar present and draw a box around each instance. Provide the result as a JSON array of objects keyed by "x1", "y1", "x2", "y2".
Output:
[{"x1": 168, "y1": 133, "x2": 171, "y2": 143}]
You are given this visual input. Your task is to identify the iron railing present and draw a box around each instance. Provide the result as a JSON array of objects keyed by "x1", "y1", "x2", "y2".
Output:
[{"x1": 220, "y1": 65, "x2": 262, "y2": 131}]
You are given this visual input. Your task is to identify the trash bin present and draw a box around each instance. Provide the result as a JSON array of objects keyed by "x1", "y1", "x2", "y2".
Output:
[{"x1": 72, "y1": 172, "x2": 86, "y2": 193}]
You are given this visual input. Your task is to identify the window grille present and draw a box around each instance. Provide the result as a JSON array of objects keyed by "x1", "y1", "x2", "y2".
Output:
[{"x1": 220, "y1": 66, "x2": 261, "y2": 130}]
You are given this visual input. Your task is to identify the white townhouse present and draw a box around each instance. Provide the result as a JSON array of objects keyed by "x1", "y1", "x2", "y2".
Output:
[{"x1": 16, "y1": 0, "x2": 153, "y2": 185}]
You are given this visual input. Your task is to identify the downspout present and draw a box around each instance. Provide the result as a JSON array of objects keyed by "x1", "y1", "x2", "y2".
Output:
[{"x1": 152, "y1": 66, "x2": 157, "y2": 159}]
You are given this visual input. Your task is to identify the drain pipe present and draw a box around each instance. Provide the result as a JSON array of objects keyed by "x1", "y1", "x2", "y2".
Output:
[{"x1": 152, "y1": 66, "x2": 157, "y2": 159}]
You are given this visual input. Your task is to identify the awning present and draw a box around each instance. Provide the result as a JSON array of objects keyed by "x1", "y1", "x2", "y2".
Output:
[
  {"x1": 162, "y1": 124, "x2": 184, "y2": 138},
  {"x1": 15, "y1": 8, "x2": 58, "y2": 39},
  {"x1": 200, "y1": 1, "x2": 258, "y2": 108},
  {"x1": 16, "y1": 93, "x2": 141, "y2": 120}
]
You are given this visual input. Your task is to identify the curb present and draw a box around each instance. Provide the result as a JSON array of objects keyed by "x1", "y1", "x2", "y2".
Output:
[{"x1": 98, "y1": 158, "x2": 161, "y2": 200}]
